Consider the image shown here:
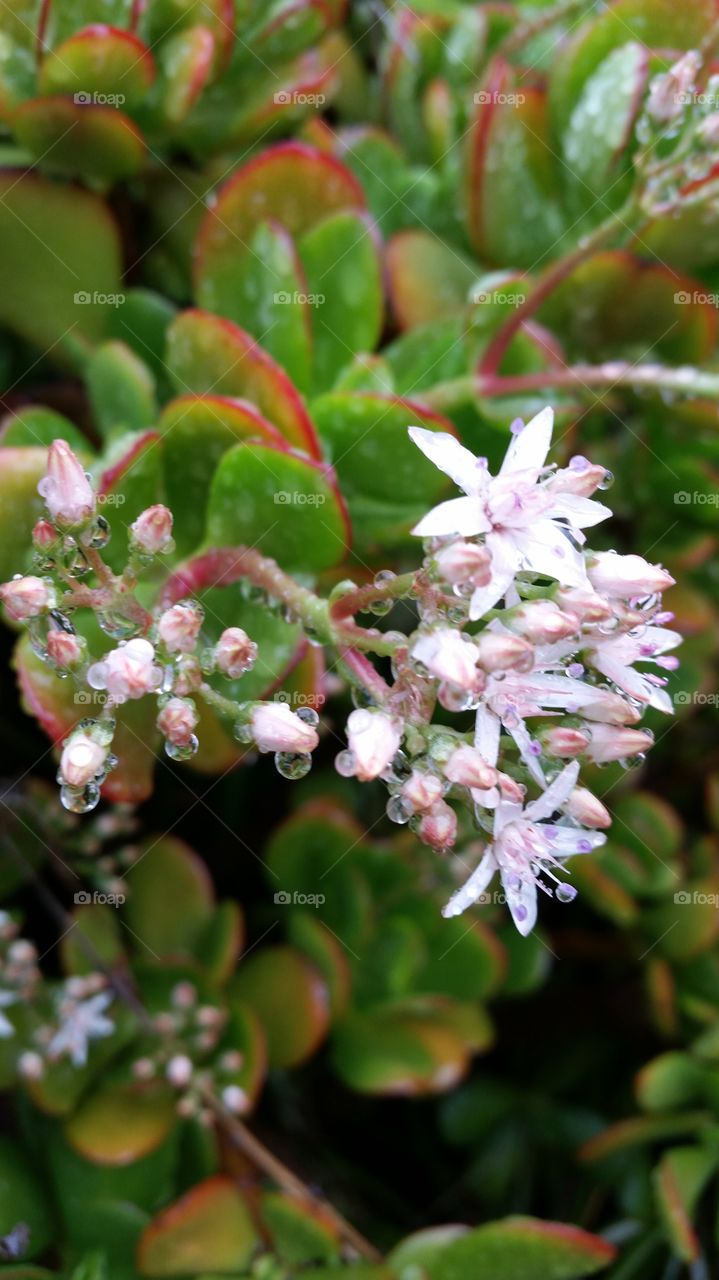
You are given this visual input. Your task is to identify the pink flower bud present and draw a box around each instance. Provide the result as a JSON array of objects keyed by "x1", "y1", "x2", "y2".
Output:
[
  {"x1": 555, "y1": 586, "x2": 612, "y2": 623},
  {"x1": 565, "y1": 787, "x2": 611, "y2": 828},
  {"x1": 251, "y1": 702, "x2": 319, "y2": 754},
  {"x1": 412, "y1": 629, "x2": 481, "y2": 691},
  {"x1": 646, "y1": 51, "x2": 701, "y2": 123},
  {"x1": 46, "y1": 629, "x2": 85, "y2": 669},
  {"x1": 60, "y1": 732, "x2": 107, "y2": 788},
  {"x1": 130, "y1": 505, "x2": 174, "y2": 555},
  {"x1": 402, "y1": 769, "x2": 444, "y2": 812},
  {"x1": 587, "y1": 553, "x2": 674, "y2": 599},
  {"x1": 345, "y1": 709, "x2": 401, "y2": 781},
  {"x1": 547, "y1": 461, "x2": 609, "y2": 498},
  {"x1": 37, "y1": 440, "x2": 95, "y2": 528},
  {"x1": 215, "y1": 627, "x2": 258, "y2": 678},
  {"x1": 584, "y1": 724, "x2": 654, "y2": 764},
  {"x1": 157, "y1": 697, "x2": 198, "y2": 747},
  {"x1": 166, "y1": 1054, "x2": 193, "y2": 1087},
  {"x1": 32, "y1": 519, "x2": 58, "y2": 550},
  {"x1": 497, "y1": 773, "x2": 525, "y2": 803},
  {"x1": 508, "y1": 600, "x2": 578, "y2": 644},
  {"x1": 0, "y1": 575, "x2": 52, "y2": 621},
  {"x1": 172, "y1": 655, "x2": 202, "y2": 695},
  {"x1": 444, "y1": 745, "x2": 497, "y2": 789},
  {"x1": 540, "y1": 725, "x2": 590, "y2": 757},
  {"x1": 475, "y1": 631, "x2": 533, "y2": 673},
  {"x1": 87, "y1": 638, "x2": 162, "y2": 703},
  {"x1": 434, "y1": 540, "x2": 492, "y2": 587},
  {"x1": 157, "y1": 603, "x2": 203, "y2": 654},
  {"x1": 418, "y1": 800, "x2": 457, "y2": 850},
  {"x1": 580, "y1": 691, "x2": 640, "y2": 726}
]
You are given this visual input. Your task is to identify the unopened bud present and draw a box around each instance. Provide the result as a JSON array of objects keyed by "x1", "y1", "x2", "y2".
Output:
[
  {"x1": 215, "y1": 627, "x2": 258, "y2": 678},
  {"x1": 444, "y1": 744, "x2": 497, "y2": 789},
  {"x1": 418, "y1": 800, "x2": 457, "y2": 850},
  {"x1": 565, "y1": 787, "x2": 611, "y2": 828},
  {"x1": 130, "y1": 505, "x2": 174, "y2": 555}
]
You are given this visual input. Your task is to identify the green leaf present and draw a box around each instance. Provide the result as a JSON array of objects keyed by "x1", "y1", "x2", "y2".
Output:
[
  {"x1": 137, "y1": 1177, "x2": 258, "y2": 1277},
  {"x1": 261, "y1": 1191, "x2": 340, "y2": 1265},
  {"x1": 331, "y1": 1003, "x2": 471, "y2": 1096},
  {"x1": 60, "y1": 903, "x2": 125, "y2": 976},
  {"x1": 38, "y1": 27, "x2": 155, "y2": 107},
  {"x1": 0, "y1": 1135, "x2": 55, "y2": 1260},
  {"x1": 0, "y1": 447, "x2": 46, "y2": 580},
  {"x1": 94, "y1": 430, "x2": 164, "y2": 572},
  {"x1": 297, "y1": 211, "x2": 384, "y2": 394},
  {"x1": 385, "y1": 230, "x2": 479, "y2": 331},
  {"x1": 0, "y1": 406, "x2": 89, "y2": 451},
  {"x1": 287, "y1": 912, "x2": 352, "y2": 1018},
  {"x1": 204, "y1": 442, "x2": 349, "y2": 572},
  {"x1": 230, "y1": 945, "x2": 330, "y2": 1068},
  {"x1": 165, "y1": 309, "x2": 321, "y2": 456},
  {"x1": 64, "y1": 1085, "x2": 178, "y2": 1167},
  {"x1": 14, "y1": 98, "x2": 146, "y2": 182},
  {"x1": 654, "y1": 1145, "x2": 718, "y2": 1262},
  {"x1": 0, "y1": 172, "x2": 122, "y2": 360},
  {"x1": 123, "y1": 835, "x2": 215, "y2": 959},
  {"x1": 86, "y1": 341, "x2": 157, "y2": 439},
  {"x1": 417, "y1": 1216, "x2": 616, "y2": 1279}
]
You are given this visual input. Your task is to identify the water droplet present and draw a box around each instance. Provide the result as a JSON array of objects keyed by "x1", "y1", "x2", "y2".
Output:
[
  {"x1": 233, "y1": 721, "x2": 253, "y2": 744},
  {"x1": 335, "y1": 749, "x2": 356, "y2": 777},
  {"x1": 386, "y1": 795, "x2": 412, "y2": 824},
  {"x1": 82, "y1": 516, "x2": 111, "y2": 550},
  {"x1": 598, "y1": 470, "x2": 614, "y2": 490},
  {"x1": 60, "y1": 783, "x2": 100, "y2": 814},
  {"x1": 166, "y1": 736, "x2": 199, "y2": 761},
  {"x1": 556, "y1": 882, "x2": 577, "y2": 903},
  {"x1": 275, "y1": 751, "x2": 312, "y2": 779},
  {"x1": 296, "y1": 706, "x2": 319, "y2": 726}
]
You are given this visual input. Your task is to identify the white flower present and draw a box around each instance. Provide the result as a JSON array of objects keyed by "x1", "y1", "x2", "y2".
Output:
[
  {"x1": 587, "y1": 553, "x2": 674, "y2": 598},
  {"x1": 87, "y1": 638, "x2": 162, "y2": 703},
  {"x1": 412, "y1": 629, "x2": 481, "y2": 691},
  {"x1": 48, "y1": 990, "x2": 114, "y2": 1067},
  {"x1": 345, "y1": 709, "x2": 401, "y2": 781},
  {"x1": 409, "y1": 408, "x2": 611, "y2": 618},
  {"x1": 585, "y1": 625, "x2": 681, "y2": 714},
  {"x1": 443, "y1": 762, "x2": 606, "y2": 934},
  {"x1": 38, "y1": 440, "x2": 95, "y2": 528},
  {"x1": 0, "y1": 989, "x2": 17, "y2": 1038},
  {"x1": 251, "y1": 702, "x2": 319, "y2": 753}
]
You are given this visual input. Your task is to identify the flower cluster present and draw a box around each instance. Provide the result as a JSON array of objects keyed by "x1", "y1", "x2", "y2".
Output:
[{"x1": 334, "y1": 408, "x2": 679, "y2": 934}]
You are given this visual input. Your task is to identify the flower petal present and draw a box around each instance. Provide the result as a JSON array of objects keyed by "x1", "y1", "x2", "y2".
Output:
[
  {"x1": 468, "y1": 533, "x2": 518, "y2": 618},
  {"x1": 547, "y1": 493, "x2": 612, "y2": 528},
  {"x1": 499, "y1": 406, "x2": 553, "y2": 479},
  {"x1": 442, "y1": 848, "x2": 497, "y2": 917},
  {"x1": 517, "y1": 520, "x2": 587, "y2": 587},
  {"x1": 525, "y1": 761, "x2": 580, "y2": 822},
  {"x1": 408, "y1": 427, "x2": 485, "y2": 495},
  {"x1": 412, "y1": 496, "x2": 487, "y2": 538},
  {"x1": 500, "y1": 867, "x2": 538, "y2": 935}
]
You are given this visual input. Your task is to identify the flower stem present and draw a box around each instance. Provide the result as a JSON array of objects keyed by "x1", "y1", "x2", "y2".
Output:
[{"x1": 423, "y1": 360, "x2": 719, "y2": 410}]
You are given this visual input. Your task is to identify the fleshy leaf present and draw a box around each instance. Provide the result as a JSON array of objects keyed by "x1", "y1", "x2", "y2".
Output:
[
  {"x1": 64, "y1": 1085, "x2": 177, "y2": 1166},
  {"x1": 419, "y1": 1216, "x2": 616, "y2": 1279},
  {"x1": 14, "y1": 97, "x2": 146, "y2": 182},
  {"x1": 0, "y1": 1136, "x2": 55, "y2": 1260},
  {"x1": 386, "y1": 230, "x2": 479, "y2": 331},
  {"x1": 331, "y1": 1003, "x2": 472, "y2": 1097},
  {"x1": 38, "y1": 25, "x2": 155, "y2": 107},
  {"x1": 137, "y1": 1176, "x2": 258, "y2": 1276},
  {"x1": 230, "y1": 944, "x2": 330, "y2": 1068},
  {"x1": 86, "y1": 341, "x2": 158, "y2": 438},
  {"x1": 0, "y1": 447, "x2": 47, "y2": 580},
  {"x1": 122, "y1": 835, "x2": 215, "y2": 959}
]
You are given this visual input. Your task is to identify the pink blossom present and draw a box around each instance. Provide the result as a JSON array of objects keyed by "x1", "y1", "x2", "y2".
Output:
[
  {"x1": 60, "y1": 732, "x2": 107, "y2": 788},
  {"x1": 565, "y1": 787, "x2": 611, "y2": 828},
  {"x1": 547, "y1": 459, "x2": 609, "y2": 498},
  {"x1": 646, "y1": 51, "x2": 701, "y2": 123},
  {"x1": 587, "y1": 553, "x2": 674, "y2": 598},
  {"x1": 251, "y1": 702, "x2": 319, "y2": 754},
  {"x1": 444, "y1": 745, "x2": 497, "y2": 789},
  {"x1": 409, "y1": 408, "x2": 611, "y2": 618},
  {"x1": 475, "y1": 631, "x2": 534, "y2": 673},
  {"x1": 539, "y1": 726, "x2": 590, "y2": 758},
  {"x1": 47, "y1": 630, "x2": 85, "y2": 669},
  {"x1": 419, "y1": 800, "x2": 457, "y2": 850},
  {"x1": 215, "y1": 627, "x2": 258, "y2": 678},
  {"x1": 508, "y1": 600, "x2": 579, "y2": 644},
  {"x1": 157, "y1": 698, "x2": 198, "y2": 747},
  {"x1": 584, "y1": 724, "x2": 654, "y2": 764},
  {"x1": 157, "y1": 603, "x2": 203, "y2": 654},
  {"x1": 585, "y1": 625, "x2": 681, "y2": 714},
  {"x1": 0, "y1": 575, "x2": 52, "y2": 621},
  {"x1": 32, "y1": 519, "x2": 58, "y2": 550},
  {"x1": 87, "y1": 638, "x2": 162, "y2": 703},
  {"x1": 555, "y1": 586, "x2": 612, "y2": 623},
  {"x1": 38, "y1": 440, "x2": 95, "y2": 528},
  {"x1": 345, "y1": 709, "x2": 401, "y2": 781},
  {"x1": 434, "y1": 540, "x2": 491, "y2": 587},
  {"x1": 413, "y1": 629, "x2": 481, "y2": 690},
  {"x1": 402, "y1": 770, "x2": 444, "y2": 811},
  {"x1": 130, "y1": 505, "x2": 174, "y2": 555}
]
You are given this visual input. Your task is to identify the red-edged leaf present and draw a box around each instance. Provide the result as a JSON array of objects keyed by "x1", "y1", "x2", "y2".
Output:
[
  {"x1": 14, "y1": 97, "x2": 146, "y2": 181},
  {"x1": 137, "y1": 1176, "x2": 258, "y2": 1276},
  {"x1": 38, "y1": 24, "x2": 155, "y2": 107}
]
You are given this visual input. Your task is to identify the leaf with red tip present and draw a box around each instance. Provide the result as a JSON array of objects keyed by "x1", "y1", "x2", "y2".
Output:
[
  {"x1": 154, "y1": 23, "x2": 215, "y2": 124},
  {"x1": 287, "y1": 912, "x2": 352, "y2": 1018},
  {"x1": 194, "y1": 141, "x2": 364, "y2": 300},
  {"x1": 386, "y1": 231, "x2": 478, "y2": 331},
  {"x1": 160, "y1": 393, "x2": 287, "y2": 554},
  {"x1": 14, "y1": 97, "x2": 146, "y2": 181},
  {"x1": 579, "y1": 1113, "x2": 711, "y2": 1162},
  {"x1": 165, "y1": 309, "x2": 321, "y2": 457},
  {"x1": 65, "y1": 1086, "x2": 176, "y2": 1166},
  {"x1": 137, "y1": 1176, "x2": 258, "y2": 1276},
  {"x1": 38, "y1": 24, "x2": 155, "y2": 106},
  {"x1": 242, "y1": 0, "x2": 336, "y2": 64},
  {"x1": 43, "y1": 1, "x2": 137, "y2": 50},
  {"x1": 467, "y1": 60, "x2": 566, "y2": 268},
  {"x1": 423, "y1": 1217, "x2": 616, "y2": 1278},
  {"x1": 230, "y1": 945, "x2": 330, "y2": 1068},
  {"x1": 331, "y1": 1003, "x2": 471, "y2": 1096},
  {"x1": 0, "y1": 171, "x2": 122, "y2": 358},
  {"x1": 654, "y1": 1145, "x2": 718, "y2": 1262}
]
